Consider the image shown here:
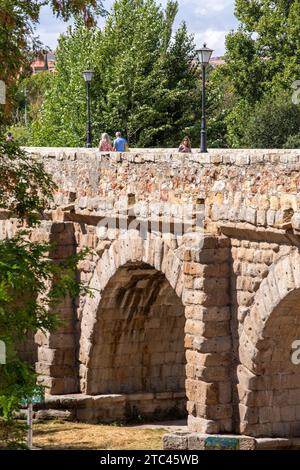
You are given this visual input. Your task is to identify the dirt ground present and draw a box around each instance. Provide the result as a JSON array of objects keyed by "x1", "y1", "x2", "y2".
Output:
[{"x1": 32, "y1": 421, "x2": 181, "y2": 450}]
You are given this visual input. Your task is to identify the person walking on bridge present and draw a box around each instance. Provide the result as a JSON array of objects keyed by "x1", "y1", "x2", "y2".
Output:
[
  {"x1": 113, "y1": 131, "x2": 128, "y2": 152},
  {"x1": 178, "y1": 136, "x2": 192, "y2": 153},
  {"x1": 99, "y1": 133, "x2": 113, "y2": 151}
]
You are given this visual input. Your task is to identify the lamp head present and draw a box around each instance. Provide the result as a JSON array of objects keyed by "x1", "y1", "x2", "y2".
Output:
[
  {"x1": 83, "y1": 70, "x2": 94, "y2": 83},
  {"x1": 196, "y1": 43, "x2": 214, "y2": 66}
]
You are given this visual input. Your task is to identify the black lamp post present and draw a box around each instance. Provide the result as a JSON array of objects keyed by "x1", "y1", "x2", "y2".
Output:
[
  {"x1": 196, "y1": 44, "x2": 213, "y2": 153},
  {"x1": 83, "y1": 70, "x2": 94, "y2": 148}
]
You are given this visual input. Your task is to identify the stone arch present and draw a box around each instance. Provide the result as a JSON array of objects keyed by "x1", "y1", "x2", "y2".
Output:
[
  {"x1": 78, "y1": 232, "x2": 186, "y2": 396},
  {"x1": 237, "y1": 250, "x2": 300, "y2": 437}
]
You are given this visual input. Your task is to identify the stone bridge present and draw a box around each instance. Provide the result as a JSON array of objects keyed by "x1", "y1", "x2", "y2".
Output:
[{"x1": 6, "y1": 147, "x2": 300, "y2": 445}]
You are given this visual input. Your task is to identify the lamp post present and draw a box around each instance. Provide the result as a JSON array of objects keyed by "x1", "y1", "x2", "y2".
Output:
[
  {"x1": 196, "y1": 44, "x2": 213, "y2": 153},
  {"x1": 83, "y1": 70, "x2": 94, "y2": 148}
]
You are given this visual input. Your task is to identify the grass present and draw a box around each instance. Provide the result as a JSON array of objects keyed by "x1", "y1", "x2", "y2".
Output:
[{"x1": 33, "y1": 421, "x2": 166, "y2": 450}]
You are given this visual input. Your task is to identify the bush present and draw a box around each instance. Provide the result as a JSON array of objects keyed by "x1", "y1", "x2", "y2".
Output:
[
  {"x1": 241, "y1": 92, "x2": 300, "y2": 148},
  {"x1": 6, "y1": 125, "x2": 31, "y2": 146},
  {"x1": 283, "y1": 133, "x2": 300, "y2": 149}
]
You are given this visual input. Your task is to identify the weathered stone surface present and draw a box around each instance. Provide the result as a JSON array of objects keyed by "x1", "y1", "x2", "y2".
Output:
[
  {"x1": 35, "y1": 409, "x2": 74, "y2": 421},
  {"x1": 187, "y1": 433, "x2": 256, "y2": 450},
  {"x1": 163, "y1": 432, "x2": 189, "y2": 450},
  {"x1": 8, "y1": 148, "x2": 300, "y2": 441}
]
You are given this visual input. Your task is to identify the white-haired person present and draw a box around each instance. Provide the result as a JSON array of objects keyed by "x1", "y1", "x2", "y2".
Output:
[{"x1": 99, "y1": 133, "x2": 113, "y2": 151}]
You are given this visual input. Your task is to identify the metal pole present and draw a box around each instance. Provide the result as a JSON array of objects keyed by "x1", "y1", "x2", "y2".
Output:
[
  {"x1": 86, "y1": 81, "x2": 92, "y2": 148},
  {"x1": 200, "y1": 64, "x2": 207, "y2": 153},
  {"x1": 27, "y1": 403, "x2": 33, "y2": 449}
]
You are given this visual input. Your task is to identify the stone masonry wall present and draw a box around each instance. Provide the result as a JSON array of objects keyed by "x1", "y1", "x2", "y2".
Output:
[
  {"x1": 24, "y1": 147, "x2": 300, "y2": 235},
  {"x1": 3, "y1": 148, "x2": 300, "y2": 436}
]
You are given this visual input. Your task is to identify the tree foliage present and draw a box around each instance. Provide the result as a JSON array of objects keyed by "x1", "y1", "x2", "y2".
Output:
[
  {"x1": 220, "y1": 0, "x2": 300, "y2": 148},
  {"x1": 0, "y1": 141, "x2": 55, "y2": 224},
  {"x1": 0, "y1": 0, "x2": 105, "y2": 124},
  {"x1": 30, "y1": 0, "x2": 200, "y2": 148},
  {"x1": 0, "y1": 141, "x2": 88, "y2": 448},
  {"x1": 241, "y1": 91, "x2": 300, "y2": 148},
  {"x1": 226, "y1": 0, "x2": 300, "y2": 98}
]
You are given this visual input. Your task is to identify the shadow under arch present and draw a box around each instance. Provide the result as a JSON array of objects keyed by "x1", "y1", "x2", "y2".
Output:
[
  {"x1": 85, "y1": 261, "x2": 186, "y2": 396},
  {"x1": 237, "y1": 251, "x2": 300, "y2": 437},
  {"x1": 78, "y1": 234, "x2": 187, "y2": 411}
]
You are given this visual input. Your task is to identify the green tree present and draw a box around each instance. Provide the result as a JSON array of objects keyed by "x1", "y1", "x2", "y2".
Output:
[
  {"x1": 222, "y1": 0, "x2": 300, "y2": 148},
  {"x1": 205, "y1": 65, "x2": 237, "y2": 148},
  {"x1": 225, "y1": 0, "x2": 300, "y2": 100},
  {"x1": 224, "y1": 98, "x2": 252, "y2": 148},
  {"x1": 31, "y1": 21, "x2": 100, "y2": 147},
  {"x1": 241, "y1": 91, "x2": 300, "y2": 148},
  {"x1": 6, "y1": 72, "x2": 54, "y2": 145},
  {"x1": 284, "y1": 132, "x2": 300, "y2": 149},
  {"x1": 30, "y1": 0, "x2": 200, "y2": 148},
  {"x1": 0, "y1": 141, "x2": 88, "y2": 448},
  {"x1": 0, "y1": 0, "x2": 105, "y2": 125}
]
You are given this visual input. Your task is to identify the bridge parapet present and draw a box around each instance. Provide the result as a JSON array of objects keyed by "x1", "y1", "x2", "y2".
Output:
[{"x1": 23, "y1": 147, "x2": 300, "y2": 234}]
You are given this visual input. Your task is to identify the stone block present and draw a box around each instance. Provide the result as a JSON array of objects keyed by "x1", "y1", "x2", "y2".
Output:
[
  {"x1": 288, "y1": 389, "x2": 300, "y2": 405},
  {"x1": 280, "y1": 406, "x2": 296, "y2": 422},
  {"x1": 271, "y1": 422, "x2": 291, "y2": 437},
  {"x1": 218, "y1": 382, "x2": 232, "y2": 404},
  {"x1": 163, "y1": 432, "x2": 189, "y2": 450},
  {"x1": 185, "y1": 380, "x2": 218, "y2": 405},
  {"x1": 188, "y1": 415, "x2": 219, "y2": 433},
  {"x1": 200, "y1": 321, "x2": 230, "y2": 338},
  {"x1": 188, "y1": 433, "x2": 256, "y2": 450},
  {"x1": 193, "y1": 336, "x2": 232, "y2": 354},
  {"x1": 35, "y1": 409, "x2": 74, "y2": 421},
  {"x1": 264, "y1": 405, "x2": 281, "y2": 424},
  {"x1": 182, "y1": 289, "x2": 206, "y2": 305},
  {"x1": 196, "y1": 404, "x2": 232, "y2": 420},
  {"x1": 76, "y1": 408, "x2": 96, "y2": 423},
  {"x1": 185, "y1": 305, "x2": 230, "y2": 322},
  {"x1": 194, "y1": 365, "x2": 229, "y2": 382}
]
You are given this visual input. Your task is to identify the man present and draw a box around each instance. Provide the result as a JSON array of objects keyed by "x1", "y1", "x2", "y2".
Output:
[{"x1": 113, "y1": 131, "x2": 128, "y2": 152}]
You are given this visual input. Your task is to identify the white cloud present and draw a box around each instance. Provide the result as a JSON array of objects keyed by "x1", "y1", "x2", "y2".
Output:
[
  {"x1": 176, "y1": 0, "x2": 233, "y2": 15},
  {"x1": 36, "y1": 1, "x2": 238, "y2": 55},
  {"x1": 35, "y1": 5, "x2": 73, "y2": 49},
  {"x1": 194, "y1": 29, "x2": 229, "y2": 57},
  {"x1": 164, "y1": 0, "x2": 237, "y2": 55}
]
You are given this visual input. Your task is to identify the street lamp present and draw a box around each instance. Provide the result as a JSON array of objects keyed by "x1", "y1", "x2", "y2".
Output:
[
  {"x1": 83, "y1": 70, "x2": 94, "y2": 148},
  {"x1": 196, "y1": 43, "x2": 213, "y2": 153}
]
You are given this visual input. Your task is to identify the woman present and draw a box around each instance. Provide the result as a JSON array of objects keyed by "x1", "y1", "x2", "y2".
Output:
[
  {"x1": 99, "y1": 133, "x2": 113, "y2": 151},
  {"x1": 178, "y1": 136, "x2": 192, "y2": 153}
]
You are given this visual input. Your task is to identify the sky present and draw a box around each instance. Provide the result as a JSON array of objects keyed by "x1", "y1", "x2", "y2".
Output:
[{"x1": 36, "y1": 0, "x2": 238, "y2": 56}]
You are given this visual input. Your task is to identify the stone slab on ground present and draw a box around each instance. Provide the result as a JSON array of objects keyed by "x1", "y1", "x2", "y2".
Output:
[
  {"x1": 166, "y1": 432, "x2": 256, "y2": 450},
  {"x1": 164, "y1": 432, "x2": 300, "y2": 450},
  {"x1": 133, "y1": 420, "x2": 188, "y2": 432},
  {"x1": 34, "y1": 393, "x2": 187, "y2": 424}
]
